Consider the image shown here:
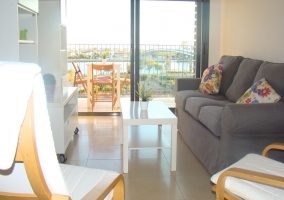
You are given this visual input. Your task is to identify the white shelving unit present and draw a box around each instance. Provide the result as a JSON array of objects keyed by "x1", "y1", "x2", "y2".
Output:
[
  {"x1": 38, "y1": 0, "x2": 78, "y2": 161},
  {"x1": 0, "y1": 0, "x2": 38, "y2": 63},
  {"x1": 47, "y1": 87, "x2": 78, "y2": 162},
  {"x1": 0, "y1": 0, "x2": 76, "y2": 160},
  {"x1": 38, "y1": 0, "x2": 68, "y2": 86}
]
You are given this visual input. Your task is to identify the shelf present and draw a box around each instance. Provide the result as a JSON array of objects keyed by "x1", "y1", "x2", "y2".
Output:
[{"x1": 19, "y1": 40, "x2": 34, "y2": 44}]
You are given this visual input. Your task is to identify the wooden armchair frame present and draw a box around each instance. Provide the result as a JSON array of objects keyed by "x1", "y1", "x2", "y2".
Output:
[
  {"x1": 0, "y1": 92, "x2": 124, "y2": 200},
  {"x1": 212, "y1": 143, "x2": 284, "y2": 200}
]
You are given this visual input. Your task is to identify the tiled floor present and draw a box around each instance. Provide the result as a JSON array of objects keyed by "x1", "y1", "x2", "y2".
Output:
[{"x1": 64, "y1": 116, "x2": 216, "y2": 200}]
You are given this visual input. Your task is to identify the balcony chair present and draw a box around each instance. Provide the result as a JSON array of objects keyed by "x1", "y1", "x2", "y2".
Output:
[
  {"x1": 211, "y1": 143, "x2": 284, "y2": 200},
  {"x1": 115, "y1": 69, "x2": 130, "y2": 94},
  {"x1": 90, "y1": 63, "x2": 117, "y2": 111},
  {"x1": 72, "y1": 62, "x2": 87, "y2": 93},
  {"x1": 0, "y1": 62, "x2": 124, "y2": 200}
]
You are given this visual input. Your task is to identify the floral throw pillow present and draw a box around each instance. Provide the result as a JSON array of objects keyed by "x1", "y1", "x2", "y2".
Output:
[
  {"x1": 237, "y1": 78, "x2": 281, "y2": 104},
  {"x1": 198, "y1": 62, "x2": 223, "y2": 94}
]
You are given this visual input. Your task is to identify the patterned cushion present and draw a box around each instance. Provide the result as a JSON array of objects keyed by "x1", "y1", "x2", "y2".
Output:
[
  {"x1": 198, "y1": 62, "x2": 223, "y2": 94},
  {"x1": 237, "y1": 78, "x2": 281, "y2": 104}
]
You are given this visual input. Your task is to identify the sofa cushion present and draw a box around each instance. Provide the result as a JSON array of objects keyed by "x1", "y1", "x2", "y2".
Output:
[
  {"x1": 226, "y1": 58, "x2": 263, "y2": 102},
  {"x1": 237, "y1": 78, "x2": 281, "y2": 104},
  {"x1": 198, "y1": 106, "x2": 223, "y2": 137},
  {"x1": 175, "y1": 90, "x2": 228, "y2": 109},
  {"x1": 185, "y1": 97, "x2": 232, "y2": 120},
  {"x1": 198, "y1": 62, "x2": 223, "y2": 94},
  {"x1": 254, "y1": 61, "x2": 284, "y2": 102},
  {"x1": 218, "y1": 55, "x2": 244, "y2": 96}
]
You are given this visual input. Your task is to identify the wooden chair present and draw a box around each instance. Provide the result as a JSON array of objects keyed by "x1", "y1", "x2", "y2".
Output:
[
  {"x1": 0, "y1": 62, "x2": 124, "y2": 200},
  {"x1": 72, "y1": 62, "x2": 87, "y2": 93},
  {"x1": 90, "y1": 63, "x2": 117, "y2": 111},
  {"x1": 211, "y1": 143, "x2": 284, "y2": 200},
  {"x1": 115, "y1": 69, "x2": 130, "y2": 94}
]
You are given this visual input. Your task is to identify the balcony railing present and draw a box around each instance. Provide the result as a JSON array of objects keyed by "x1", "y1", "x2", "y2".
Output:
[{"x1": 67, "y1": 44, "x2": 196, "y2": 98}]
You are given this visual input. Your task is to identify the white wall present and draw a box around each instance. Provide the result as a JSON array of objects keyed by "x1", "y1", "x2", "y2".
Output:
[{"x1": 209, "y1": 0, "x2": 284, "y2": 64}]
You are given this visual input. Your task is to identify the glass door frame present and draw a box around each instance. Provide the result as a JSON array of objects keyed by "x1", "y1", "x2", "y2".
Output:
[{"x1": 130, "y1": 0, "x2": 210, "y2": 101}]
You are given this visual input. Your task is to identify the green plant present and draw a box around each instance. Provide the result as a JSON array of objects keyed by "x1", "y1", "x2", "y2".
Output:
[
  {"x1": 101, "y1": 51, "x2": 109, "y2": 59},
  {"x1": 135, "y1": 82, "x2": 153, "y2": 101},
  {"x1": 43, "y1": 73, "x2": 56, "y2": 85}
]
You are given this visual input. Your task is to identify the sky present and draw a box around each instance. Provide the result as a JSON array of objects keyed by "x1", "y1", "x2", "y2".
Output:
[{"x1": 67, "y1": 0, "x2": 195, "y2": 45}]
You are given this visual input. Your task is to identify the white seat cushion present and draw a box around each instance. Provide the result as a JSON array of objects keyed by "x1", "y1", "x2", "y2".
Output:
[
  {"x1": 60, "y1": 164, "x2": 116, "y2": 200},
  {"x1": 211, "y1": 154, "x2": 284, "y2": 200}
]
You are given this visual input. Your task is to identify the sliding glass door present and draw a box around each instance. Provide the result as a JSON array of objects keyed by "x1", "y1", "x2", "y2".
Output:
[{"x1": 131, "y1": 0, "x2": 208, "y2": 105}]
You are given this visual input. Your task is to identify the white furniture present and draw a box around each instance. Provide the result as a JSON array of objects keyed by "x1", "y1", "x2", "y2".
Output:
[
  {"x1": 121, "y1": 100, "x2": 177, "y2": 173},
  {"x1": 38, "y1": 0, "x2": 68, "y2": 86},
  {"x1": 211, "y1": 150, "x2": 284, "y2": 200},
  {"x1": 38, "y1": 0, "x2": 78, "y2": 161},
  {"x1": 0, "y1": 0, "x2": 38, "y2": 63},
  {"x1": 87, "y1": 63, "x2": 121, "y2": 109},
  {"x1": 0, "y1": 62, "x2": 124, "y2": 200},
  {"x1": 47, "y1": 87, "x2": 78, "y2": 162}
]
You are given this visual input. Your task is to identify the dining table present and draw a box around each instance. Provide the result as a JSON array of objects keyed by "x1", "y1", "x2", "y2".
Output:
[{"x1": 86, "y1": 63, "x2": 121, "y2": 109}]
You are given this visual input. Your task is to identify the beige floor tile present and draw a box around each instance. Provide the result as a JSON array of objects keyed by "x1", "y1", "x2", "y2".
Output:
[
  {"x1": 174, "y1": 174, "x2": 215, "y2": 200},
  {"x1": 129, "y1": 149, "x2": 165, "y2": 159},
  {"x1": 128, "y1": 157, "x2": 171, "y2": 178},
  {"x1": 92, "y1": 127, "x2": 122, "y2": 136},
  {"x1": 65, "y1": 145, "x2": 90, "y2": 160},
  {"x1": 69, "y1": 134, "x2": 94, "y2": 147},
  {"x1": 123, "y1": 177, "x2": 131, "y2": 200},
  {"x1": 128, "y1": 175, "x2": 184, "y2": 200},
  {"x1": 92, "y1": 135, "x2": 122, "y2": 146},
  {"x1": 64, "y1": 159, "x2": 87, "y2": 167},
  {"x1": 86, "y1": 159, "x2": 123, "y2": 173},
  {"x1": 88, "y1": 145, "x2": 122, "y2": 159}
]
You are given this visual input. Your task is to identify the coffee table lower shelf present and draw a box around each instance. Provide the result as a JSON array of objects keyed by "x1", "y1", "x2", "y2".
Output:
[{"x1": 123, "y1": 124, "x2": 177, "y2": 173}]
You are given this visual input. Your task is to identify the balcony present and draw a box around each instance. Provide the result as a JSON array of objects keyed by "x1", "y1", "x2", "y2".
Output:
[{"x1": 67, "y1": 44, "x2": 196, "y2": 111}]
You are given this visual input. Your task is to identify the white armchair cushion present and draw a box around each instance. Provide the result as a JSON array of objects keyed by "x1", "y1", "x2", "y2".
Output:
[
  {"x1": 211, "y1": 154, "x2": 284, "y2": 200},
  {"x1": 60, "y1": 164, "x2": 113, "y2": 200}
]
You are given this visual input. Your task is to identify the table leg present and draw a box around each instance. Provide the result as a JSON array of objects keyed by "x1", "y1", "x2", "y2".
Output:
[
  {"x1": 171, "y1": 124, "x2": 177, "y2": 171},
  {"x1": 87, "y1": 64, "x2": 92, "y2": 108},
  {"x1": 123, "y1": 125, "x2": 129, "y2": 173},
  {"x1": 158, "y1": 124, "x2": 162, "y2": 133}
]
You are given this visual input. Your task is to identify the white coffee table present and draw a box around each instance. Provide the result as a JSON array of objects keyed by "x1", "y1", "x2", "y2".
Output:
[{"x1": 121, "y1": 100, "x2": 177, "y2": 173}]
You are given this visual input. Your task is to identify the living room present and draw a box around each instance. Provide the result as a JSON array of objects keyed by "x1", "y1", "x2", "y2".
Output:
[{"x1": 0, "y1": 0, "x2": 284, "y2": 199}]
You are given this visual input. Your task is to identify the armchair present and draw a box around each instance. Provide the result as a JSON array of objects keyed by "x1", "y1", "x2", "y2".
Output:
[
  {"x1": 0, "y1": 62, "x2": 124, "y2": 200},
  {"x1": 211, "y1": 143, "x2": 284, "y2": 200}
]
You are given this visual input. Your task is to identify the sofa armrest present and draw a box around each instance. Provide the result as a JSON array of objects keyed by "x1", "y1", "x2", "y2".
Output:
[
  {"x1": 222, "y1": 103, "x2": 284, "y2": 136},
  {"x1": 174, "y1": 78, "x2": 201, "y2": 91}
]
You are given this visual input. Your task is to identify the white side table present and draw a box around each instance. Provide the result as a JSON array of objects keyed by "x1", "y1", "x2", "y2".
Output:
[{"x1": 121, "y1": 100, "x2": 177, "y2": 173}]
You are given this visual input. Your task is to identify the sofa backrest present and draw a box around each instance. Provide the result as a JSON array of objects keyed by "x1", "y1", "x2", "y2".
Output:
[
  {"x1": 254, "y1": 62, "x2": 284, "y2": 102},
  {"x1": 225, "y1": 58, "x2": 263, "y2": 102},
  {"x1": 218, "y1": 55, "x2": 244, "y2": 96}
]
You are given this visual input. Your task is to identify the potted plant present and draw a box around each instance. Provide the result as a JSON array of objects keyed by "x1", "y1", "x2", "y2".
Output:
[
  {"x1": 101, "y1": 51, "x2": 107, "y2": 64},
  {"x1": 43, "y1": 73, "x2": 56, "y2": 102},
  {"x1": 135, "y1": 82, "x2": 153, "y2": 110}
]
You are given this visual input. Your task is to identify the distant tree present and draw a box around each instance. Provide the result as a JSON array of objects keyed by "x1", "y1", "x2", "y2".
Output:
[{"x1": 154, "y1": 63, "x2": 163, "y2": 75}]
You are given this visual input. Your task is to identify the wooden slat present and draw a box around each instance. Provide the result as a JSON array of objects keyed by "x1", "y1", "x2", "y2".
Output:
[{"x1": 262, "y1": 143, "x2": 284, "y2": 157}]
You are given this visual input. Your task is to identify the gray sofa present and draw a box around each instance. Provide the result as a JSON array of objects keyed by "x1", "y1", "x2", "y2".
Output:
[{"x1": 175, "y1": 55, "x2": 284, "y2": 175}]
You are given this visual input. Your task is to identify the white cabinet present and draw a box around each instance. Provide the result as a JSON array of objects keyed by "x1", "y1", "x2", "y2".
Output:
[
  {"x1": 38, "y1": 1, "x2": 78, "y2": 161},
  {"x1": 0, "y1": 0, "x2": 38, "y2": 63},
  {"x1": 38, "y1": 0, "x2": 68, "y2": 87},
  {"x1": 47, "y1": 87, "x2": 78, "y2": 159}
]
